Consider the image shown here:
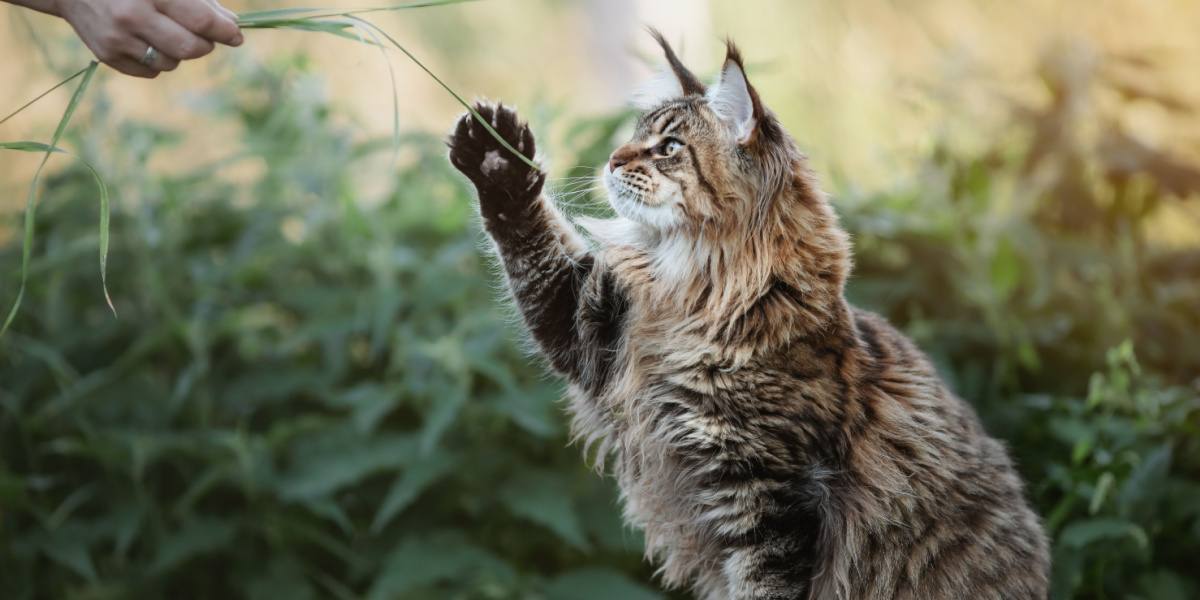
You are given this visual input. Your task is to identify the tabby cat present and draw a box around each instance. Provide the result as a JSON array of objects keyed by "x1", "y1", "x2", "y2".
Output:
[{"x1": 447, "y1": 31, "x2": 1050, "y2": 600}]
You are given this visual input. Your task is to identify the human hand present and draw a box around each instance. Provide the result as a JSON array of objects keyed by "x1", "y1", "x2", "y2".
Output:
[{"x1": 52, "y1": 0, "x2": 244, "y2": 78}]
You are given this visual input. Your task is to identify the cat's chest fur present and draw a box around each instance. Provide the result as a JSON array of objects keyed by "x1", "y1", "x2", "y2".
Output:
[{"x1": 571, "y1": 302, "x2": 837, "y2": 594}]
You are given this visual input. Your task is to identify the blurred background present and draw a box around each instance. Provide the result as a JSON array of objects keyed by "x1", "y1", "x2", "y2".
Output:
[{"x1": 2, "y1": 0, "x2": 1198, "y2": 598}]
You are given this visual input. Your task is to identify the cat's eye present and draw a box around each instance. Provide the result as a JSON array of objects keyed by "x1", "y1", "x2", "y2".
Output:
[{"x1": 654, "y1": 137, "x2": 684, "y2": 158}]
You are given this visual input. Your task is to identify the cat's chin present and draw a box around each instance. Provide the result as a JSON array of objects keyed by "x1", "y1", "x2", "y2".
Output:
[
  {"x1": 604, "y1": 193, "x2": 680, "y2": 232},
  {"x1": 576, "y1": 213, "x2": 661, "y2": 250},
  {"x1": 609, "y1": 200, "x2": 680, "y2": 235}
]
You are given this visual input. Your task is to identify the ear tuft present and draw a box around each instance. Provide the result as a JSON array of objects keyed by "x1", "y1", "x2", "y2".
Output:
[
  {"x1": 630, "y1": 68, "x2": 684, "y2": 110},
  {"x1": 707, "y1": 39, "x2": 761, "y2": 144},
  {"x1": 646, "y1": 26, "x2": 706, "y2": 96}
]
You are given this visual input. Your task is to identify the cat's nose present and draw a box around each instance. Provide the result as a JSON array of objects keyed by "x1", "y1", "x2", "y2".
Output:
[{"x1": 608, "y1": 146, "x2": 639, "y2": 171}]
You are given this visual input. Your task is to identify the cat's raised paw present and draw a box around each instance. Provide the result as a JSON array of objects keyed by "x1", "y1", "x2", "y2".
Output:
[{"x1": 448, "y1": 102, "x2": 545, "y2": 206}]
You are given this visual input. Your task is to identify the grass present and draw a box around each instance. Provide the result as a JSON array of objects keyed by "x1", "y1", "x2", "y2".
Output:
[
  {"x1": 0, "y1": 61, "x2": 102, "y2": 336},
  {"x1": 0, "y1": 0, "x2": 537, "y2": 338}
]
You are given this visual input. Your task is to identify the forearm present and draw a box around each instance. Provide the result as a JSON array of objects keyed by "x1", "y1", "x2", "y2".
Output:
[
  {"x1": 3, "y1": 0, "x2": 59, "y2": 16},
  {"x1": 448, "y1": 103, "x2": 625, "y2": 390},
  {"x1": 486, "y1": 196, "x2": 599, "y2": 383}
]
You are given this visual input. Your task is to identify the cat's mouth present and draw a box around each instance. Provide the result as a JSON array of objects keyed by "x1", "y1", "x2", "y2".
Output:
[
  {"x1": 604, "y1": 168, "x2": 652, "y2": 204},
  {"x1": 602, "y1": 167, "x2": 681, "y2": 229}
]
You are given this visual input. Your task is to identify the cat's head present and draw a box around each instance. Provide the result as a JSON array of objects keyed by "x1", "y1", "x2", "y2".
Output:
[{"x1": 603, "y1": 30, "x2": 795, "y2": 234}]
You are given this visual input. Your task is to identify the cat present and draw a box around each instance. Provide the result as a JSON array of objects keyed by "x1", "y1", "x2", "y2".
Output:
[{"x1": 447, "y1": 30, "x2": 1050, "y2": 600}]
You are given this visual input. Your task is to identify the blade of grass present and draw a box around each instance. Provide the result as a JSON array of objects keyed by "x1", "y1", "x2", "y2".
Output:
[
  {"x1": 80, "y1": 160, "x2": 114, "y2": 316},
  {"x1": 0, "y1": 141, "x2": 66, "y2": 153},
  {"x1": 2, "y1": 0, "x2": 521, "y2": 333},
  {"x1": 247, "y1": 19, "x2": 384, "y2": 45},
  {"x1": 0, "y1": 142, "x2": 110, "y2": 314},
  {"x1": 2, "y1": 61, "x2": 101, "y2": 337},
  {"x1": 0, "y1": 65, "x2": 91, "y2": 126},
  {"x1": 235, "y1": 0, "x2": 477, "y2": 26},
  {"x1": 346, "y1": 16, "x2": 400, "y2": 160},
  {"x1": 239, "y1": 3, "x2": 527, "y2": 167},
  {"x1": 350, "y1": 19, "x2": 539, "y2": 169}
]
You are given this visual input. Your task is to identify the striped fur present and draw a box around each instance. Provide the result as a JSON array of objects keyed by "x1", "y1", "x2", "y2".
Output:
[{"x1": 447, "y1": 36, "x2": 1049, "y2": 600}]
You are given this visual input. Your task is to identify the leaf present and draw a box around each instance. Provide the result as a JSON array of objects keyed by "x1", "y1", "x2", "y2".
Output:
[
  {"x1": 0, "y1": 141, "x2": 66, "y2": 153},
  {"x1": 247, "y1": 18, "x2": 382, "y2": 45},
  {"x1": 500, "y1": 471, "x2": 589, "y2": 550},
  {"x1": 305, "y1": 498, "x2": 354, "y2": 535},
  {"x1": 1117, "y1": 443, "x2": 1172, "y2": 516},
  {"x1": 368, "y1": 532, "x2": 515, "y2": 600},
  {"x1": 345, "y1": 16, "x2": 399, "y2": 158},
  {"x1": 1058, "y1": 518, "x2": 1149, "y2": 551},
  {"x1": 235, "y1": 0, "x2": 477, "y2": 26},
  {"x1": 1088, "y1": 471, "x2": 1114, "y2": 515},
  {"x1": 420, "y1": 391, "x2": 466, "y2": 455},
  {"x1": 275, "y1": 432, "x2": 415, "y2": 501},
  {"x1": 1, "y1": 61, "x2": 109, "y2": 337},
  {"x1": 222, "y1": 368, "x2": 332, "y2": 406},
  {"x1": 45, "y1": 483, "x2": 96, "y2": 529},
  {"x1": 542, "y1": 568, "x2": 662, "y2": 600},
  {"x1": 246, "y1": 557, "x2": 318, "y2": 600},
  {"x1": 493, "y1": 384, "x2": 562, "y2": 438},
  {"x1": 326, "y1": 383, "x2": 400, "y2": 433},
  {"x1": 0, "y1": 64, "x2": 91, "y2": 125},
  {"x1": 989, "y1": 237, "x2": 1022, "y2": 298},
  {"x1": 0, "y1": 148, "x2": 115, "y2": 316},
  {"x1": 38, "y1": 533, "x2": 97, "y2": 581},
  {"x1": 110, "y1": 503, "x2": 144, "y2": 558},
  {"x1": 370, "y1": 453, "x2": 456, "y2": 533},
  {"x1": 346, "y1": 18, "x2": 540, "y2": 170},
  {"x1": 149, "y1": 517, "x2": 237, "y2": 574},
  {"x1": 1137, "y1": 569, "x2": 1198, "y2": 600}
]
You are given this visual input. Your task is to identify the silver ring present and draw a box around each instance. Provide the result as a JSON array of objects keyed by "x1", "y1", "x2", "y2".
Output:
[{"x1": 139, "y1": 45, "x2": 159, "y2": 67}]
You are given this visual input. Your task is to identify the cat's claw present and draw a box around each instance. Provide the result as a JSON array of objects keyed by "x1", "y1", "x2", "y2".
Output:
[{"x1": 448, "y1": 102, "x2": 545, "y2": 214}]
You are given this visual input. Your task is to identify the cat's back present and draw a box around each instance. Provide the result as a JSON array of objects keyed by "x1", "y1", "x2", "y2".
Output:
[{"x1": 821, "y1": 307, "x2": 1051, "y2": 599}]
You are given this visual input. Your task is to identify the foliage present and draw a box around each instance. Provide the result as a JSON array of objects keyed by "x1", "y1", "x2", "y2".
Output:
[
  {"x1": 841, "y1": 45, "x2": 1200, "y2": 599},
  {"x1": 2, "y1": 51, "x2": 1198, "y2": 599},
  {"x1": 1, "y1": 60, "x2": 658, "y2": 600}
]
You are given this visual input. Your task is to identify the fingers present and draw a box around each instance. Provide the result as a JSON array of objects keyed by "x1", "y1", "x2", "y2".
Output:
[
  {"x1": 58, "y1": 0, "x2": 243, "y2": 78},
  {"x1": 108, "y1": 56, "x2": 162, "y2": 79},
  {"x1": 209, "y1": 0, "x2": 239, "y2": 24},
  {"x1": 83, "y1": 26, "x2": 167, "y2": 77},
  {"x1": 137, "y1": 12, "x2": 210, "y2": 61},
  {"x1": 154, "y1": 0, "x2": 243, "y2": 48},
  {"x1": 143, "y1": 44, "x2": 182, "y2": 72}
]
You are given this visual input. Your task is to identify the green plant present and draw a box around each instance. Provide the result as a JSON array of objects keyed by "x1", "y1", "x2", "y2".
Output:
[
  {"x1": 0, "y1": 0, "x2": 536, "y2": 340},
  {"x1": 837, "y1": 43, "x2": 1200, "y2": 598},
  {"x1": 1038, "y1": 342, "x2": 1200, "y2": 599},
  {"x1": 1, "y1": 59, "x2": 663, "y2": 599}
]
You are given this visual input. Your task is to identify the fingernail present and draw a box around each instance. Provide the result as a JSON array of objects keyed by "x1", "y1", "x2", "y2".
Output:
[{"x1": 233, "y1": 32, "x2": 244, "y2": 46}]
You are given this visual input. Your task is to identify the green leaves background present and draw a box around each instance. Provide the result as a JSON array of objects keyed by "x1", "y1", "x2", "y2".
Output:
[{"x1": 2, "y1": 18, "x2": 1199, "y2": 600}]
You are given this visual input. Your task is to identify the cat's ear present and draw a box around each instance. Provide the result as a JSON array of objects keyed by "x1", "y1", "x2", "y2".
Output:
[
  {"x1": 647, "y1": 27, "x2": 706, "y2": 97},
  {"x1": 707, "y1": 40, "x2": 762, "y2": 145}
]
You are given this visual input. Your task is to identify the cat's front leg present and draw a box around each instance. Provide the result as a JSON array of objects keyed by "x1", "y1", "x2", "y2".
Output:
[{"x1": 448, "y1": 103, "x2": 624, "y2": 391}]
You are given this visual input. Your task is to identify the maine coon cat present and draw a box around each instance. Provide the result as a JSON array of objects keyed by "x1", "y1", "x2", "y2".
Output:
[{"x1": 447, "y1": 31, "x2": 1050, "y2": 600}]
